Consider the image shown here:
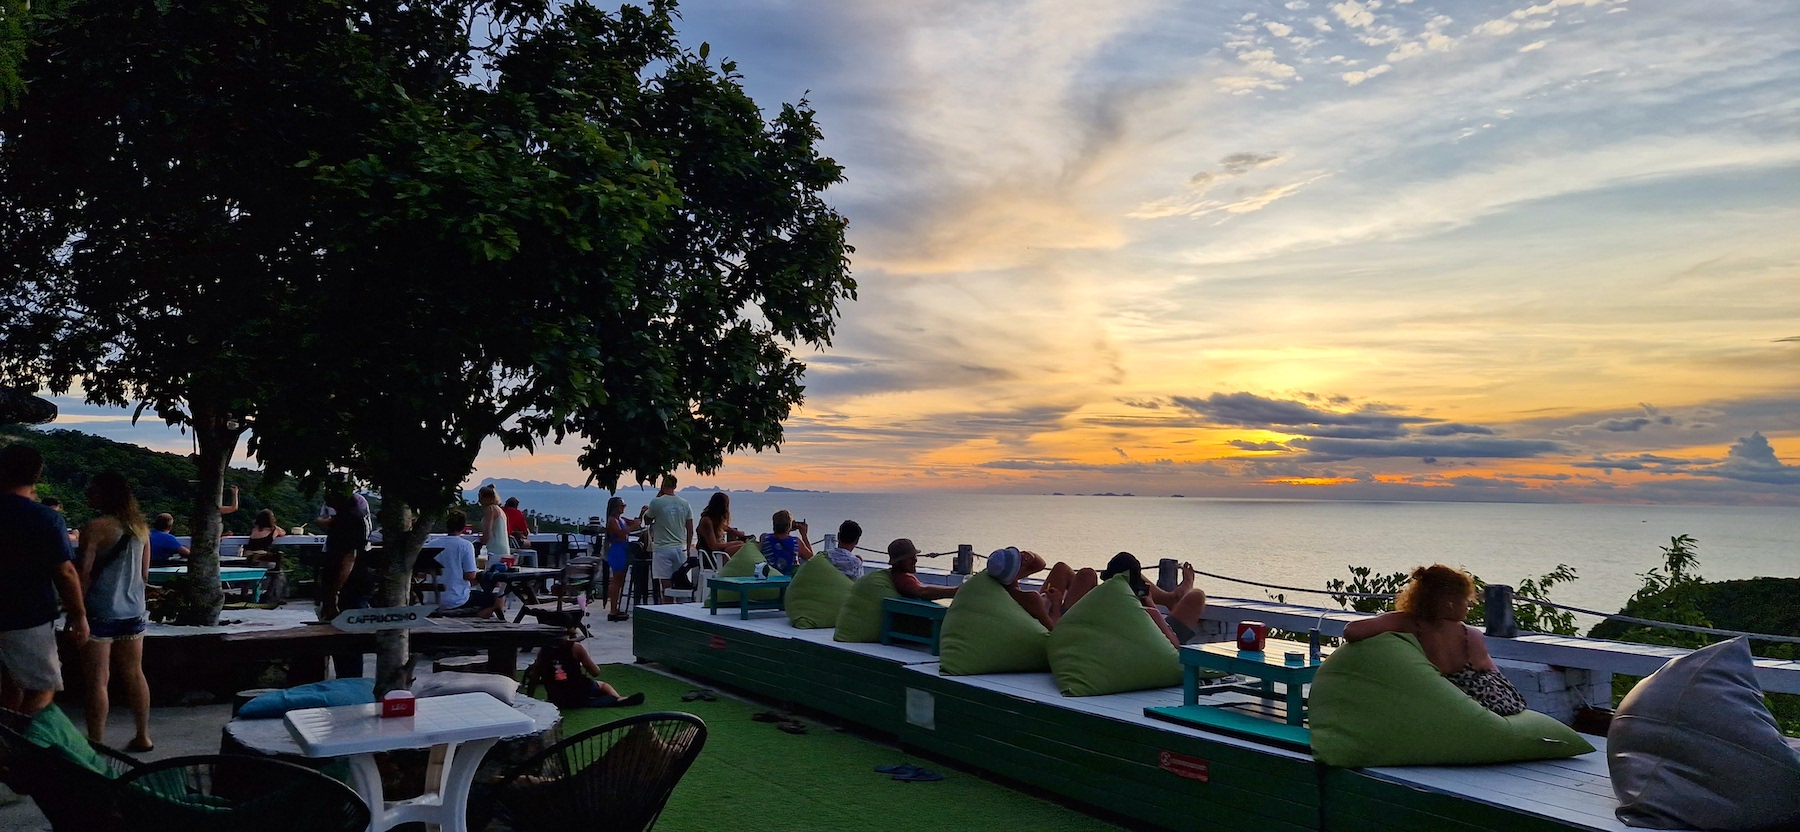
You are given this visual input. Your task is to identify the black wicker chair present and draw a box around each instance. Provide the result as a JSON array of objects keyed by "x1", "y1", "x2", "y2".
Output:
[
  {"x1": 0, "y1": 707, "x2": 138, "y2": 832},
  {"x1": 489, "y1": 712, "x2": 707, "y2": 832},
  {"x1": 115, "y1": 754, "x2": 370, "y2": 832}
]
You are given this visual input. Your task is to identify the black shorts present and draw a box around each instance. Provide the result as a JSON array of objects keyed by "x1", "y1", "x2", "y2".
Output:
[{"x1": 1168, "y1": 616, "x2": 1198, "y2": 645}]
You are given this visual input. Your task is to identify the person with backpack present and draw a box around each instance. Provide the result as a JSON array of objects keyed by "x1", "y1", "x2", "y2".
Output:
[
  {"x1": 74, "y1": 472, "x2": 153, "y2": 750},
  {"x1": 527, "y1": 612, "x2": 645, "y2": 709}
]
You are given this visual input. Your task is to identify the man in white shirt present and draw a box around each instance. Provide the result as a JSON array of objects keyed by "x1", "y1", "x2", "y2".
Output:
[
  {"x1": 825, "y1": 519, "x2": 864, "y2": 580},
  {"x1": 433, "y1": 511, "x2": 501, "y2": 618},
  {"x1": 644, "y1": 475, "x2": 693, "y2": 600}
]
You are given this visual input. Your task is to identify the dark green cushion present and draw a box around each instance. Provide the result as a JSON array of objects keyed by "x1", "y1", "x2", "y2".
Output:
[
  {"x1": 1308, "y1": 632, "x2": 1595, "y2": 768},
  {"x1": 832, "y1": 569, "x2": 899, "y2": 643},
  {"x1": 786, "y1": 553, "x2": 854, "y2": 629},
  {"x1": 22, "y1": 704, "x2": 115, "y2": 778},
  {"x1": 705, "y1": 539, "x2": 781, "y2": 607},
  {"x1": 1046, "y1": 575, "x2": 1181, "y2": 696},
  {"x1": 939, "y1": 573, "x2": 1049, "y2": 675}
]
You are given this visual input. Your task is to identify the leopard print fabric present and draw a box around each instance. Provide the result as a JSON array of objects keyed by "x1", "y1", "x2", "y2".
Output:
[{"x1": 1444, "y1": 667, "x2": 1527, "y2": 716}]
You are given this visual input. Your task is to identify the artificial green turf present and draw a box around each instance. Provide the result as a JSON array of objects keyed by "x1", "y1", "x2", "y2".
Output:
[{"x1": 545, "y1": 664, "x2": 1124, "y2": 832}]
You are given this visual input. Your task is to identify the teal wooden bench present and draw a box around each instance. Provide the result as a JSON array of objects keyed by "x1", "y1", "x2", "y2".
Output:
[{"x1": 879, "y1": 596, "x2": 949, "y2": 655}]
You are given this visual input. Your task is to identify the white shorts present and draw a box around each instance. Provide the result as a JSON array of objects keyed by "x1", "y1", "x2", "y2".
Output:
[
  {"x1": 652, "y1": 546, "x2": 687, "y2": 580},
  {"x1": 0, "y1": 622, "x2": 63, "y2": 692}
]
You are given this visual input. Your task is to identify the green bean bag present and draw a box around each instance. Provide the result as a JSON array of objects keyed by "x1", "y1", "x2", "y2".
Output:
[
  {"x1": 786, "y1": 553, "x2": 855, "y2": 629},
  {"x1": 704, "y1": 539, "x2": 782, "y2": 608},
  {"x1": 1308, "y1": 632, "x2": 1594, "y2": 768},
  {"x1": 939, "y1": 573, "x2": 1050, "y2": 675},
  {"x1": 1046, "y1": 575, "x2": 1181, "y2": 696},
  {"x1": 832, "y1": 569, "x2": 900, "y2": 643}
]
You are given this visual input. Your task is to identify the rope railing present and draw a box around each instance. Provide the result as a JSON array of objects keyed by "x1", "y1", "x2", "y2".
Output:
[{"x1": 1188, "y1": 566, "x2": 1800, "y2": 645}]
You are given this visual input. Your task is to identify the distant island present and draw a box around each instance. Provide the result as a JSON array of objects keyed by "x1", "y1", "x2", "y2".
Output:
[
  {"x1": 467, "y1": 477, "x2": 823, "y2": 497},
  {"x1": 765, "y1": 485, "x2": 828, "y2": 493}
]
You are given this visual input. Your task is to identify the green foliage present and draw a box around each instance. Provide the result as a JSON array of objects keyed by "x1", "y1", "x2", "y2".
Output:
[
  {"x1": 1326, "y1": 565, "x2": 1411, "y2": 614},
  {"x1": 1, "y1": 424, "x2": 316, "y2": 534},
  {"x1": 1326, "y1": 562, "x2": 1582, "y2": 636},
  {"x1": 1585, "y1": 537, "x2": 1797, "y2": 735}
]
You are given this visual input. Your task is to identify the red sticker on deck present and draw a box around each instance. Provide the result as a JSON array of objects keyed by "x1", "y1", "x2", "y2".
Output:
[
  {"x1": 708, "y1": 635, "x2": 726, "y2": 649},
  {"x1": 1158, "y1": 751, "x2": 1209, "y2": 782}
]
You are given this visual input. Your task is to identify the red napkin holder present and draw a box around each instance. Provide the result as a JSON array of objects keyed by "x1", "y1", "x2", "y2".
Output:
[
  {"x1": 381, "y1": 690, "x2": 416, "y2": 718},
  {"x1": 1237, "y1": 620, "x2": 1269, "y2": 653}
]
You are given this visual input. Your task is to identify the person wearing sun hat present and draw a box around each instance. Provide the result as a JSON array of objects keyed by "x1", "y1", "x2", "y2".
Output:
[
  {"x1": 887, "y1": 538, "x2": 958, "y2": 601},
  {"x1": 986, "y1": 547, "x2": 1097, "y2": 630}
]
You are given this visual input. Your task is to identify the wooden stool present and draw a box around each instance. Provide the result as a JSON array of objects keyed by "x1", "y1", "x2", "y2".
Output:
[{"x1": 880, "y1": 597, "x2": 949, "y2": 655}]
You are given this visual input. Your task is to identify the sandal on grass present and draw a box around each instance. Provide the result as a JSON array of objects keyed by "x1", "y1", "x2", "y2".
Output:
[
  {"x1": 893, "y1": 768, "x2": 943, "y2": 782},
  {"x1": 777, "y1": 721, "x2": 807, "y2": 735},
  {"x1": 751, "y1": 711, "x2": 786, "y2": 723},
  {"x1": 875, "y1": 764, "x2": 921, "y2": 776}
]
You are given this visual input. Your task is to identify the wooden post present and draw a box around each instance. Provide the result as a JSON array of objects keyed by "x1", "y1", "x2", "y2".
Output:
[
  {"x1": 1484, "y1": 584, "x2": 1519, "y2": 638},
  {"x1": 1157, "y1": 558, "x2": 1179, "y2": 592},
  {"x1": 953, "y1": 545, "x2": 974, "y2": 575}
]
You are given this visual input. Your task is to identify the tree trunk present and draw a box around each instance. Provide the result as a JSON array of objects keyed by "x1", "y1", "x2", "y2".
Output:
[
  {"x1": 176, "y1": 401, "x2": 239, "y2": 625},
  {"x1": 370, "y1": 498, "x2": 435, "y2": 697}
]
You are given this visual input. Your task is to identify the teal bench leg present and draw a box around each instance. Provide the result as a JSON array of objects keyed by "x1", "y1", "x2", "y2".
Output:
[
  {"x1": 929, "y1": 617, "x2": 943, "y2": 656},
  {"x1": 1183, "y1": 667, "x2": 1199, "y2": 706},
  {"x1": 740, "y1": 591, "x2": 751, "y2": 620},
  {"x1": 709, "y1": 585, "x2": 718, "y2": 615},
  {"x1": 1287, "y1": 682, "x2": 1306, "y2": 726},
  {"x1": 880, "y1": 609, "x2": 894, "y2": 646}
]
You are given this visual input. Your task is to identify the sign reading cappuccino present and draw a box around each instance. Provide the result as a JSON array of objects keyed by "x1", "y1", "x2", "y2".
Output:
[{"x1": 330, "y1": 605, "x2": 440, "y2": 632}]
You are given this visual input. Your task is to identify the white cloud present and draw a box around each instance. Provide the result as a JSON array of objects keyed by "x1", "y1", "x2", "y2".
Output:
[
  {"x1": 1518, "y1": 40, "x2": 1548, "y2": 52},
  {"x1": 1330, "y1": 0, "x2": 1375, "y2": 28},
  {"x1": 1473, "y1": 19, "x2": 1520, "y2": 35},
  {"x1": 1265, "y1": 21, "x2": 1294, "y2": 37},
  {"x1": 1342, "y1": 64, "x2": 1391, "y2": 85},
  {"x1": 1387, "y1": 41, "x2": 1424, "y2": 62},
  {"x1": 1285, "y1": 0, "x2": 1310, "y2": 8}
]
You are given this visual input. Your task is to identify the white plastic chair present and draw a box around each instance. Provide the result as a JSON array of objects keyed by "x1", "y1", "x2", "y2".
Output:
[{"x1": 662, "y1": 550, "x2": 723, "y2": 604}]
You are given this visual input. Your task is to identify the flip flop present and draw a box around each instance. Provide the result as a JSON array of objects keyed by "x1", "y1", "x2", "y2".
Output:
[
  {"x1": 893, "y1": 768, "x2": 943, "y2": 782},
  {"x1": 681, "y1": 691, "x2": 704, "y2": 702},
  {"x1": 616, "y1": 692, "x2": 645, "y2": 707},
  {"x1": 875, "y1": 764, "x2": 921, "y2": 775},
  {"x1": 777, "y1": 722, "x2": 807, "y2": 735},
  {"x1": 751, "y1": 711, "x2": 786, "y2": 723},
  {"x1": 127, "y1": 739, "x2": 155, "y2": 753}
]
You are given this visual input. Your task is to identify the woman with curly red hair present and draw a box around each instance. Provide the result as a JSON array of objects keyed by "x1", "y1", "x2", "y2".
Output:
[{"x1": 1342, "y1": 564, "x2": 1526, "y2": 715}]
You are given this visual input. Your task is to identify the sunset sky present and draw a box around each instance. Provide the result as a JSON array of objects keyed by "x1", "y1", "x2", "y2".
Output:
[{"x1": 53, "y1": 0, "x2": 1800, "y2": 504}]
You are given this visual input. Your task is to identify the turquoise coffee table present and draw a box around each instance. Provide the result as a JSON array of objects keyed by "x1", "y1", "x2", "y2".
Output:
[{"x1": 706, "y1": 575, "x2": 792, "y2": 620}]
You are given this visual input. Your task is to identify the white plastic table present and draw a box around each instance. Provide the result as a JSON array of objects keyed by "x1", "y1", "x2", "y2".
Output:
[{"x1": 283, "y1": 692, "x2": 535, "y2": 832}]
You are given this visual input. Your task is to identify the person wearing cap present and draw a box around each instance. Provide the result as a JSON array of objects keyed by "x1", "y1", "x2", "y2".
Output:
[
  {"x1": 602, "y1": 496, "x2": 644, "y2": 621},
  {"x1": 986, "y1": 547, "x2": 1098, "y2": 630},
  {"x1": 1101, "y1": 552, "x2": 1208, "y2": 647},
  {"x1": 886, "y1": 539, "x2": 957, "y2": 601}
]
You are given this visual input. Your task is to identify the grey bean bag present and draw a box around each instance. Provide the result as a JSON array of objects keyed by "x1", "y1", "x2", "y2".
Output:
[{"x1": 1608, "y1": 637, "x2": 1800, "y2": 830}]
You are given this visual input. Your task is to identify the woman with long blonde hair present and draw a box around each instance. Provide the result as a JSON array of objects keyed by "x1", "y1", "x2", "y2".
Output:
[
  {"x1": 1343, "y1": 564, "x2": 1527, "y2": 715},
  {"x1": 477, "y1": 484, "x2": 509, "y2": 569},
  {"x1": 77, "y1": 472, "x2": 153, "y2": 750}
]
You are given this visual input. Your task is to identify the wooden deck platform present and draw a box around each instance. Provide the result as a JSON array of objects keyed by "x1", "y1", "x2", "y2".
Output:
[{"x1": 633, "y1": 602, "x2": 1689, "y2": 832}]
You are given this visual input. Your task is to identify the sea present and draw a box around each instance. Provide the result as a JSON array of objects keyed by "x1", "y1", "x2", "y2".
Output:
[{"x1": 486, "y1": 483, "x2": 1799, "y2": 624}]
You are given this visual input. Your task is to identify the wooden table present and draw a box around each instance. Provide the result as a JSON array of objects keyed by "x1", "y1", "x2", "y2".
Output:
[
  {"x1": 880, "y1": 597, "x2": 949, "y2": 655},
  {"x1": 706, "y1": 575, "x2": 791, "y2": 620},
  {"x1": 277, "y1": 693, "x2": 534, "y2": 832},
  {"x1": 220, "y1": 618, "x2": 562, "y2": 679},
  {"x1": 1179, "y1": 638, "x2": 1328, "y2": 726}
]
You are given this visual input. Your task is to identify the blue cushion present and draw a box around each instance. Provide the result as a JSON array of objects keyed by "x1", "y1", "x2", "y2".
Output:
[{"x1": 237, "y1": 678, "x2": 376, "y2": 718}]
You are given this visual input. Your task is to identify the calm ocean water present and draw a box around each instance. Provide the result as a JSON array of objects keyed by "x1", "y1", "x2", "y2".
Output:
[{"x1": 494, "y1": 485, "x2": 1799, "y2": 621}]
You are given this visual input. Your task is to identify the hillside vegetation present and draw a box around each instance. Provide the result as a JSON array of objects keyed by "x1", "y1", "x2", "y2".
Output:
[{"x1": 0, "y1": 424, "x2": 318, "y2": 534}]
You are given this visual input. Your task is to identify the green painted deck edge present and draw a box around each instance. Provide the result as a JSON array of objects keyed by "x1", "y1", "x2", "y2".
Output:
[{"x1": 631, "y1": 608, "x2": 1607, "y2": 832}]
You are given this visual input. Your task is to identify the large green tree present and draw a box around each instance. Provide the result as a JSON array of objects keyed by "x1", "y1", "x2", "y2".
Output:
[
  {"x1": 0, "y1": 0, "x2": 416, "y2": 621},
  {"x1": 242, "y1": 0, "x2": 853, "y2": 693}
]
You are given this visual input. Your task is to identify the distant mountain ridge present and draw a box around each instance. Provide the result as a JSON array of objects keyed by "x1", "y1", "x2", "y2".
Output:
[{"x1": 467, "y1": 477, "x2": 824, "y2": 497}]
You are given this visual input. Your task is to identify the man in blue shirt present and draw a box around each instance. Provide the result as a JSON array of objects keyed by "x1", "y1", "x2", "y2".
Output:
[
  {"x1": 148, "y1": 513, "x2": 188, "y2": 565},
  {"x1": 0, "y1": 445, "x2": 88, "y2": 714},
  {"x1": 432, "y1": 511, "x2": 502, "y2": 619}
]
